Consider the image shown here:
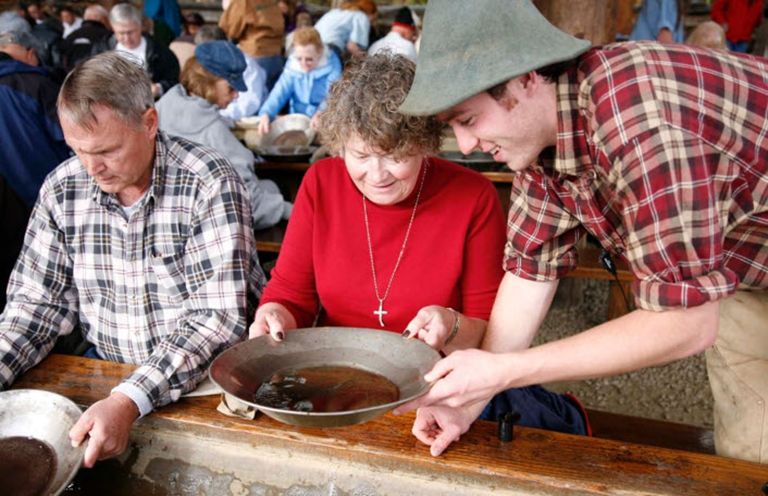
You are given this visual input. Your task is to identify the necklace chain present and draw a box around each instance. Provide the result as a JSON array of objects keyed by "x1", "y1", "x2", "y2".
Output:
[{"x1": 363, "y1": 160, "x2": 429, "y2": 326}]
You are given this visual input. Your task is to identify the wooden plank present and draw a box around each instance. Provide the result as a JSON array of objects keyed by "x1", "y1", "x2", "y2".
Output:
[
  {"x1": 254, "y1": 220, "x2": 287, "y2": 253},
  {"x1": 586, "y1": 409, "x2": 714, "y2": 455},
  {"x1": 254, "y1": 161, "x2": 516, "y2": 183},
  {"x1": 12, "y1": 354, "x2": 768, "y2": 495},
  {"x1": 568, "y1": 246, "x2": 633, "y2": 282},
  {"x1": 566, "y1": 246, "x2": 635, "y2": 318},
  {"x1": 480, "y1": 171, "x2": 516, "y2": 183},
  {"x1": 254, "y1": 161, "x2": 311, "y2": 172}
]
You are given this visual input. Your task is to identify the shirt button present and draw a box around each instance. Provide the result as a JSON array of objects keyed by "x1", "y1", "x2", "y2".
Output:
[{"x1": 122, "y1": 222, "x2": 128, "y2": 229}]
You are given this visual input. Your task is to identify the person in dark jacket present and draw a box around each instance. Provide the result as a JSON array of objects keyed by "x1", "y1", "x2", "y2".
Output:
[
  {"x1": 20, "y1": 0, "x2": 63, "y2": 71},
  {"x1": 0, "y1": 30, "x2": 70, "y2": 311},
  {"x1": 92, "y1": 3, "x2": 179, "y2": 98},
  {"x1": 60, "y1": 4, "x2": 110, "y2": 72}
]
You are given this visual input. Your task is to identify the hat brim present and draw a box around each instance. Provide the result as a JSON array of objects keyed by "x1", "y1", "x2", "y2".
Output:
[
  {"x1": 399, "y1": 0, "x2": 591, "y2": 116},
  {"x1": 229, "y1": 75, "x2": 247, "y2": 93}
]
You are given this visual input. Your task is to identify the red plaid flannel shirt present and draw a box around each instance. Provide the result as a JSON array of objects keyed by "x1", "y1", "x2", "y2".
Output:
[{"x1": 504, "y1": 42, "x2": 768, "y2": 311}]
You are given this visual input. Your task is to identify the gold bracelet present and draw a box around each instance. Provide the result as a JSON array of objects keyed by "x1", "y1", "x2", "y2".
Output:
[{"x1": 445, "y1": 307, "x2": 460, "y2": 346}]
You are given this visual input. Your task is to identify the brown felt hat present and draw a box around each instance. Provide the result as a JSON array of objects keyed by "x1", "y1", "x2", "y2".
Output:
[{"x1": 399, "y1": 0, "x2": 591, "y2": 116}]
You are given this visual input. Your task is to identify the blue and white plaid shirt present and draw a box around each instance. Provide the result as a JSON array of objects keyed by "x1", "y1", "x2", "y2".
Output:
[{"x1": 0, "y1": 132, "x2": 265, "y2": 415}]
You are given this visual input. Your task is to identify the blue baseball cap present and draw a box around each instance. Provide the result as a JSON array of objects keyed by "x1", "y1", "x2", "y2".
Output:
[{"x1": 194, "y1": 41, "x2": 247, "y2": 92}]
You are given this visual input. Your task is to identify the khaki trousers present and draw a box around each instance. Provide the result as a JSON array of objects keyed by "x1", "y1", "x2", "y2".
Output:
[{"x1": 705, "y1": 290, "x2": 768, "y2": 463}]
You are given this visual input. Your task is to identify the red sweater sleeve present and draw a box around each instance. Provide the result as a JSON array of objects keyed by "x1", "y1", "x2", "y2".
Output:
[
  {"x1": 259, "y1": 164, "x2": 322, "y2": 328},
  {"x1": 458, "y1": 173, "x2": 506, "y2": 320}
]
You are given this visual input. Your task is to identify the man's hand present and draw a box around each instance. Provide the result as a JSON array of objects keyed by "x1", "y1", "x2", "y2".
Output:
[
  {"x1": 69, "y1": 392, "x2": 139, "y2": 467},
  {"x1": 394, "y1": 349, "x2": 510, "y2": 414},
  {"x1": 411, "y1": 403, "x2": 485, "y2": 456}
]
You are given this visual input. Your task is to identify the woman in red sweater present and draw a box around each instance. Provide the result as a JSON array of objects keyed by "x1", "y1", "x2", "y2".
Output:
[{"x1": 251, "y1": 54, "x2": 589, "y2": 441}]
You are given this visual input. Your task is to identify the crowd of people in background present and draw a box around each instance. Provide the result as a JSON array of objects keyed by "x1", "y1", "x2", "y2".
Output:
[
  {"x1": 0, "y1": 0, "x2": 423, "y2": 314},
  {"x1": 0, "y1": 0, "x2": 767, "y2": 467}
]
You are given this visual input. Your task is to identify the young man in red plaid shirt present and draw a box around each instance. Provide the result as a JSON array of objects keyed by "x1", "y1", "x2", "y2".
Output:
[{"x1": 395, "y1": 0, "x2": 768, "y2": 463}]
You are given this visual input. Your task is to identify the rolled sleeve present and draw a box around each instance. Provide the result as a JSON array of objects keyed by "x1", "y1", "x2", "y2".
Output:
[
  {"x1": 635, "y1": 269, "x2": 740, "y2": 312},
  {"x1": 503, "y1": 168, "x2": 584, "y2": 281}
]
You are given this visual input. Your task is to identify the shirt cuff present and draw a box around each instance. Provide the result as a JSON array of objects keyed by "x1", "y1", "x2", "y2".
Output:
[{"x1": 112, "y1": 382, "x2": 154, "y2": 418}]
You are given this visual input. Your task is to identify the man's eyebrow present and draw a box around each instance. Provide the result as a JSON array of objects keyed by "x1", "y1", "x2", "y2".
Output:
[
  {"x1": 79, "y1": 144, "x2": 117, "y2": 155},
  {"x1": 437, "y1": 108, "x2": 462, "y2": 123}
]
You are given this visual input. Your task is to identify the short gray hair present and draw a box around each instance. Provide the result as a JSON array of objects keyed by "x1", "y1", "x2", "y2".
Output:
[
  {"x1": 84, "y1": 5, "x2": 109, "y2": 23},
  {"x1": 58, "y1": 52, "x2": 154, "y2": 130},
  {"x1": 0, "y1": 30, "x2": 40, "y2": 55},
  {"x1": 0, "y1": 11, "x2": 32, "y2": 35},
  {"x1": 109, "y1": 3, "x2": 142, "y2": 28},
  {"x1": 194, "y1": 25, "x2": 225, "y2": 44}
]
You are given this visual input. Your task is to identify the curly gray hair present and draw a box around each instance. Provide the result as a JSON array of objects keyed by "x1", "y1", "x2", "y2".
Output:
[{"x1": 319, "y1": 53, "x2": 443, "y2": 160}]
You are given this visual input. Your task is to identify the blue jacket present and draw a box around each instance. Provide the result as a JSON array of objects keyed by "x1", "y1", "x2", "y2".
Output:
[
  {"x1": 258, "y1": 46, "x2": 342, "y2": 119},
  {"x1": 630, "y1": 0, "x2": 685, "y2": 43},
  {"x1": 0, "y1": 55, "x2": 70, "y2": 207}
]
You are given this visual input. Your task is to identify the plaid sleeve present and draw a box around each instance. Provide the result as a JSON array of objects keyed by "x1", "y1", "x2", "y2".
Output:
[
  {"x1": 119, "y1": 172, "x2": 258, "y2": 409},
  {"x1": 0, "y1": 192, "x2": 79, "y2": 389},
  {"x1": 504, "y1": 167, "x2": 584, "y2": 281}
]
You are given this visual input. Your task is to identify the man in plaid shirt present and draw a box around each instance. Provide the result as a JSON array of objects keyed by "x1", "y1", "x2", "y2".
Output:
[
  {"x1": 0, "y1": 52, "x2": 266, "y2": 466},
  {"x1": 396, "y1": 0, "x2": 768, "y2": 463}
]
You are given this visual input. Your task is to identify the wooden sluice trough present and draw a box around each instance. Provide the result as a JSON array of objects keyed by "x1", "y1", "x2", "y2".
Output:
[{"x1": 11, "y1": 354, "x2": 768, "y2": 495}]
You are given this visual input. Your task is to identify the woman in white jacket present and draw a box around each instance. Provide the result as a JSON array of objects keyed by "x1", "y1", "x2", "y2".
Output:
[{"x1": 156, "y1": 41, "x2": 291, "y2": 230}]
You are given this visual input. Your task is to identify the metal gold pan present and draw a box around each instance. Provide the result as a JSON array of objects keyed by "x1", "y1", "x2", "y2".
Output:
[
  {"x1": 209, "y1": 327, "x2": 440, "y2": 428},
  {"x1": 0, "y1": 389, "x2": 85, "y2": 495}
]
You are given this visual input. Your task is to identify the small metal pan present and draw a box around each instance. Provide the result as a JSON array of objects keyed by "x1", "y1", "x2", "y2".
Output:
[
  {"x1": 209, "y1": 327, "x2": 440, "y2": 428},
  {"x1": 256, "y1": 145, "x2": 319, "y2": 163},
  {"x1": 0, "y1": 389, "x2": 85, "y2": 495}
]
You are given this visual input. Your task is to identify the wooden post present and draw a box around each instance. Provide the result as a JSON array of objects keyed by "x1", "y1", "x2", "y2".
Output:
[{"x1": 532, "y1": 0, "x2": 618, "y2": 45}]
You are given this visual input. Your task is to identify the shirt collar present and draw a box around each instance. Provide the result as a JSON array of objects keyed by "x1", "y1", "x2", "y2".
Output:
[{"x1": 90, "y1": 132, "x2": 166, "y2": 209}]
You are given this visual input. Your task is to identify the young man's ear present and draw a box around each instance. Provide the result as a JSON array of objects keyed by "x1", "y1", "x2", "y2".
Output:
[{"x1": 518, "y1": 71, "x2": 540, "y2": 93}]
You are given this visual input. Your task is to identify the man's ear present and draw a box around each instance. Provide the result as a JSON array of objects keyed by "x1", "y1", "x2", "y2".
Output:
[
  {"x1": 518, "y1": 71, "x2": 541, "y2": 94},
  {"x1": 143, "y1": 107, "x2": 159, "y2": 138}
]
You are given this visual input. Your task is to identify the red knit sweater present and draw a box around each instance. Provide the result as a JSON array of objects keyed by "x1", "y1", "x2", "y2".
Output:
[{"x1": 259, "y1": 156, "x2": 506, "y2": 333}]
